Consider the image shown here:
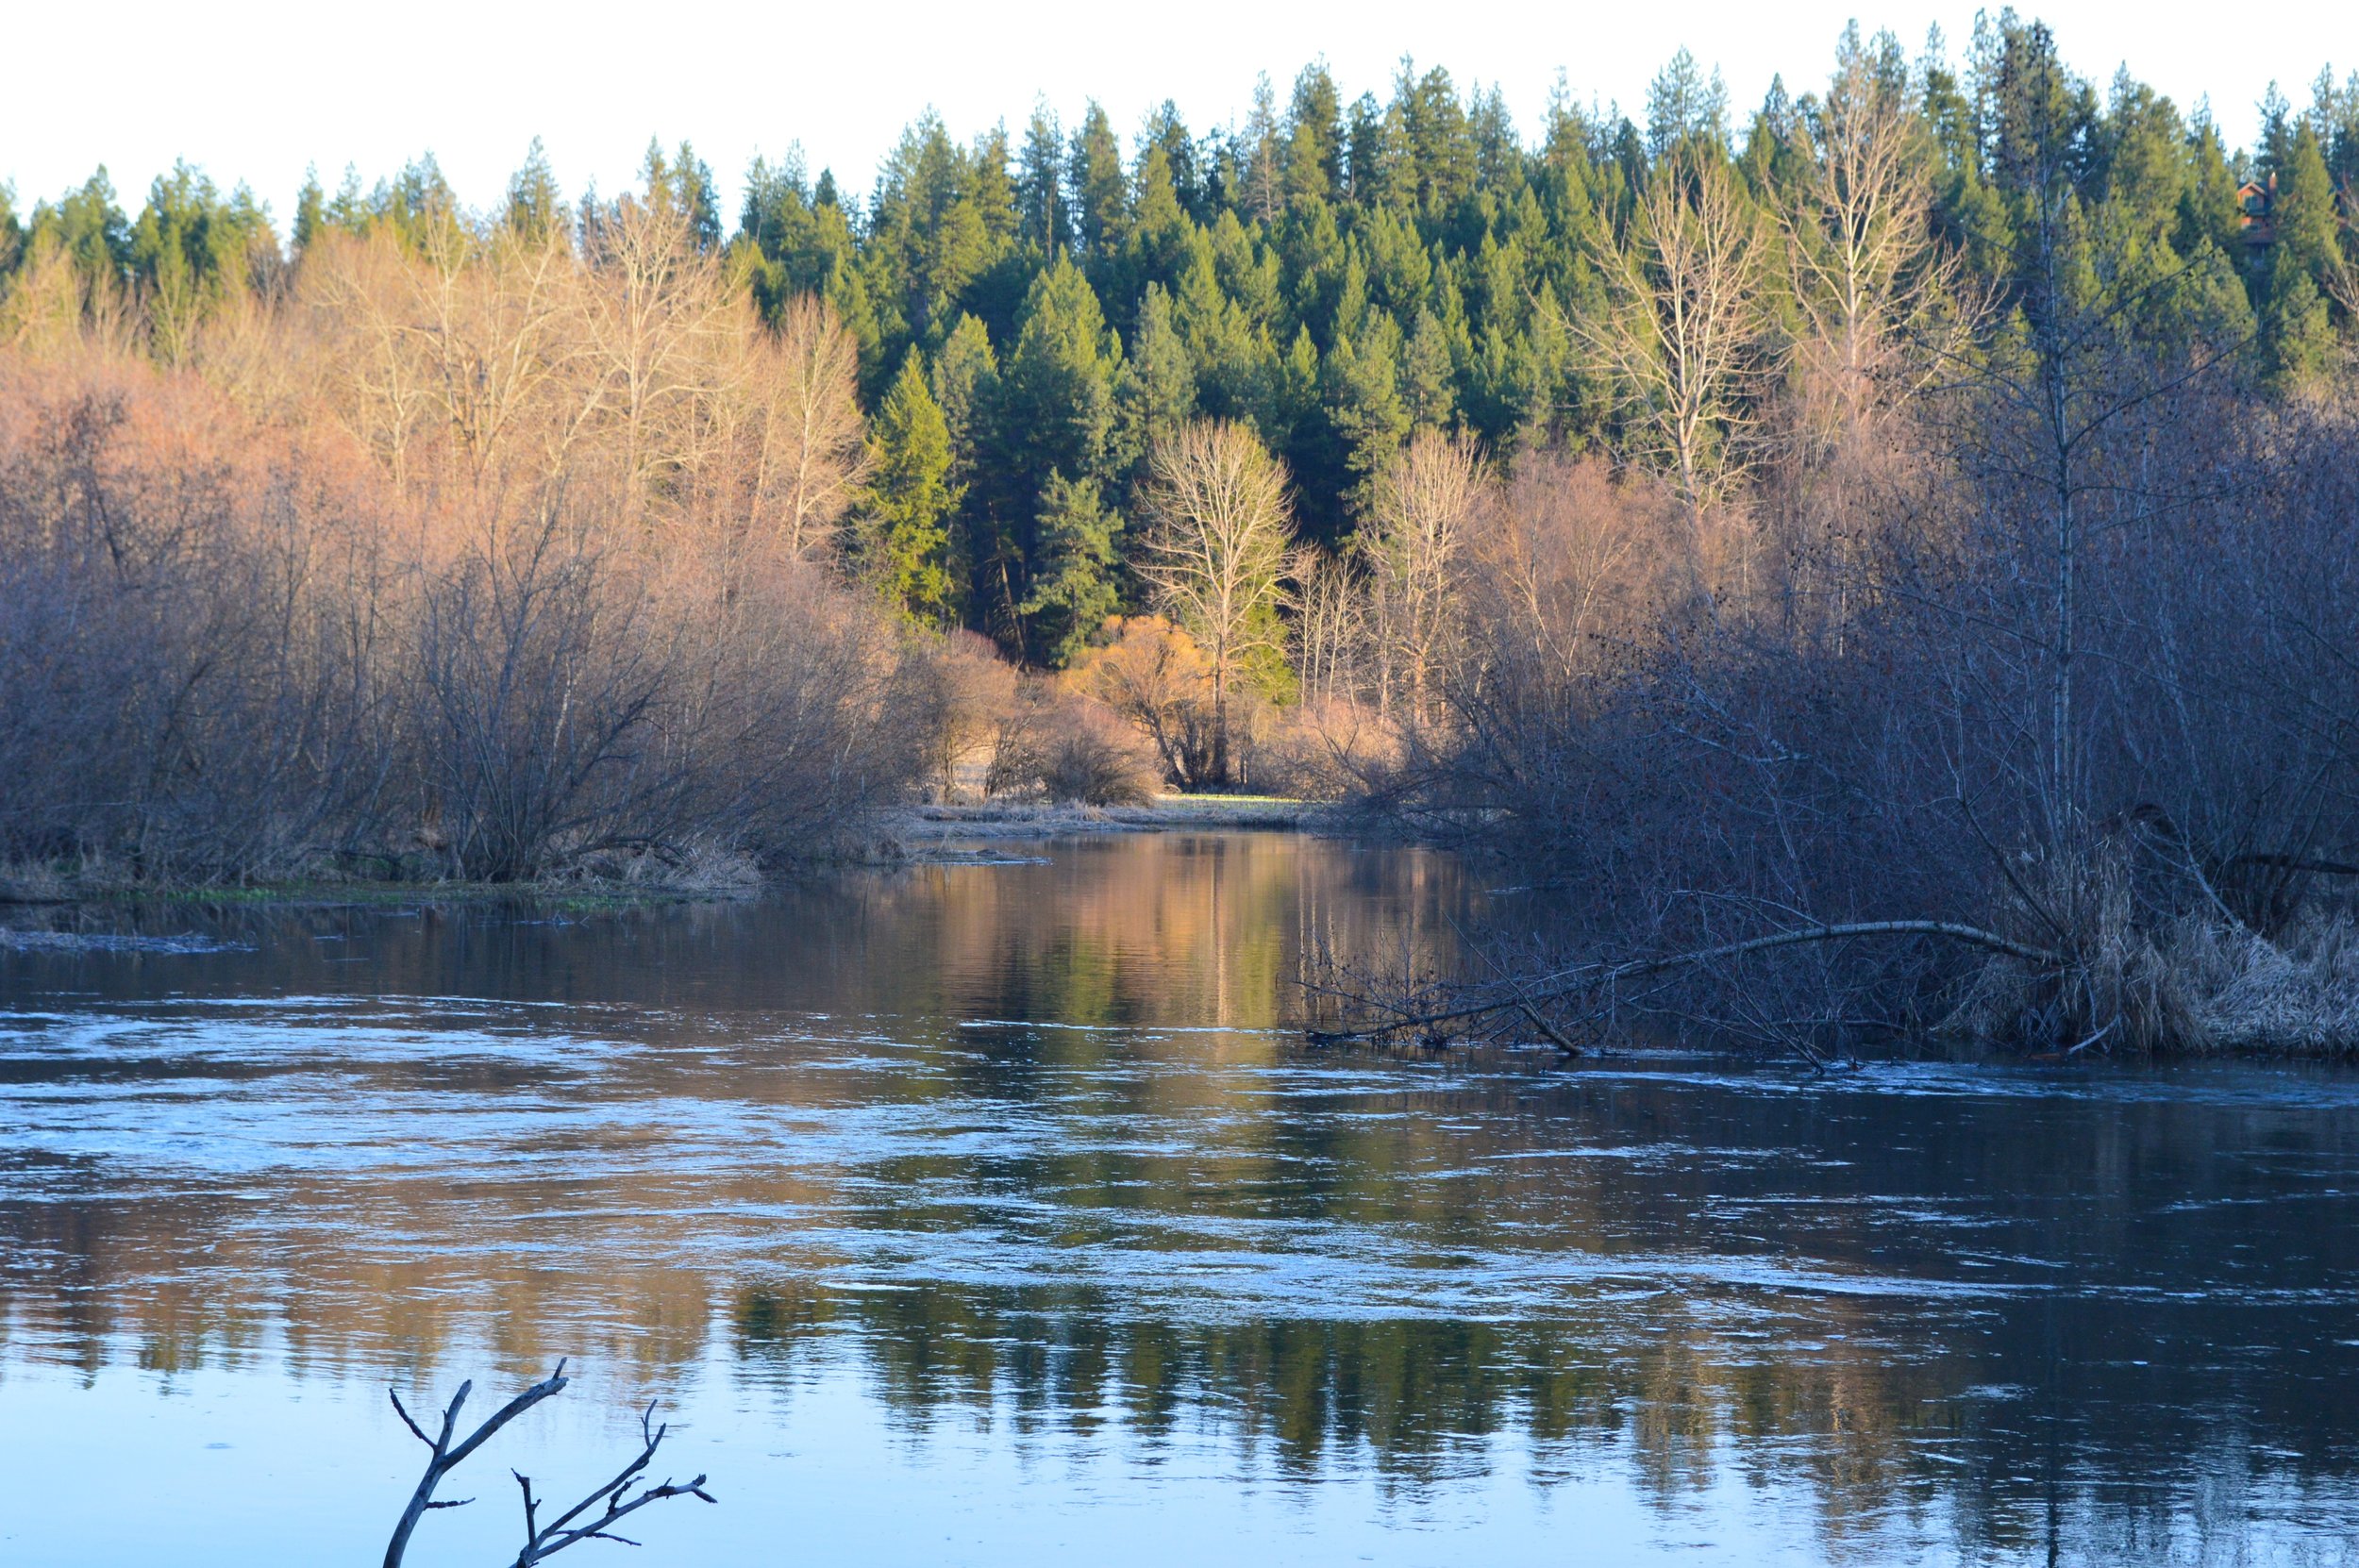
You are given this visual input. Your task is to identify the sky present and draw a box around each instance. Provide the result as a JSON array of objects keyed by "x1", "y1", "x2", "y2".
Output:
[{"x1": 3, "y1": 0, "x2": 2352, "y2": 230}]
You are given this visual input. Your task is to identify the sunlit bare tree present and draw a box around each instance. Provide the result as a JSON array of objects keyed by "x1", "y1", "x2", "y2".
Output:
[
  {"x1": 1584, "y1": 155, "x2": 1766, "y2": 522},
  {"x1": 1139, "y1": 420, "x2": 1295, "y2": 787},
  {"x1": 1359, "y1": 429, "x2": 1483, "y2": 726}
]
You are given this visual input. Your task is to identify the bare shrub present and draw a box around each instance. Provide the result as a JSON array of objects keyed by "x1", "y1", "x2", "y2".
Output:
[
  {"x1": 1237, "y1": 697, "x2": 1397, "y2": 802},
  {"x1": 0, "y1": 350, "x2": 401, "y2": 880},
  {"x1": 1370, "y1": 452, "x2": 1695, "y2": 849},
  {"x1": 984, "y1": 679, "x2": 1160, "y2": 806},
  {"x1": 640, "y1": 550, "x2": 937, "y2": 865},
  {"x1": 0, "y1": 214, "x2": 945, "y2": 890},
  {"x1": 1360, "y1": 383, "x2": 2359, "y2": 1059},
  {"x1": 411, "y1": 505, "x2": 666, "y2": 881},
  {"x1": 1070, "y1": 615, "x2": 1217, "y2": 790},
  {"x1": 908, "y1": 630, "x2": 1022, "y2": 802}
]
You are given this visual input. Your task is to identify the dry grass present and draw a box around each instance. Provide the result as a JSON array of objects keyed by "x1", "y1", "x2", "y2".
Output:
[
  {"x1": 1944, "y1": 838, "x2": 2359, "y2": 1058},
  {"x1": 541, "y1": 840, "x2": 765, "y2": 895},
  {"x1": 2166, "y1": 914, "x2": 2359, "y2": 1057}
]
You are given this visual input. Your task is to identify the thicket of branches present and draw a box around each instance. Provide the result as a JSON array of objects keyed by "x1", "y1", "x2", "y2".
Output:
[
  {"x1": 1321, "y1": 41, "x2": 2359, "y2": 1059},
  {"x1": 0, "y1": 187, "x2": 935, "y2": 884}
]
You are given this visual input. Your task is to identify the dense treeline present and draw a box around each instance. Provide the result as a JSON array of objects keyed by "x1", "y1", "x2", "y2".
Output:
[
  {"x1": 7, "y1": 17, "x2": 2351, "y2": 671},
  {"x1": 8, "y1": 12, "x2": 2359, "y2": 1058}
]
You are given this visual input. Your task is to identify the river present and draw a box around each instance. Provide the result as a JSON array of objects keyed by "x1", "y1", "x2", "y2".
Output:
[{"x1": 2, "y1": 830, "x2": 2356, "y2": 1565}]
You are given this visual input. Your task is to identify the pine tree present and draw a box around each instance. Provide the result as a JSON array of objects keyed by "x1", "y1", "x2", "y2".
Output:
[
  {"x1": 1129, "y1": 146, "x2": 1196, "y2": 297},
  {"x1": 1398, "y1": 63, "x2": 1478, "y2": 218},
  {"x1": 1021, "y1": 471, "x2": 1124, "y2": 665},
  {"x1": 292, "y1": 169, "x2": 325, "y2": 256},
  {"x1": 1018, "y1": 104, "x2": 1070, "y2": 257},
  {"x1": 1326, "y1": 316, "x2": 1411, "y2": 512},
  {"x1": 1647, "y1": 48, "x2": 1731, "y2": 160},
  {"x1": 2272, "y1": 124, "x2": 2340, "y2": 281},
  {"x1": 505, "y1": 139, "x2": 565, "y2": 242},
  {"x1": 862, "y1": 352, "x2": 962, "y2": 625},
  {"x1": 1069, "y1": 103, "x2": 1129, "y2": 267},
  {"x1": 1400, "y1": 308, "x2": 1456, "y2": 428},
  {"x1": 997, "y1": 255, "x2": 1123, "y2": 653},
  {"x1": 929, "y1": 313, "x2": 1001, "y2": 627},
  {"x1": 1113, "y1": 283, "x2": 1198, "y2": 494},
  {"x1": 999, "y1": 253, "x2": 1121, "y2": 495},
  {"x1": 2262, "y1": 124, "x2": 2343, "y2": 388},
  {"x1": 1286, "y1": 63, "x2": 1345, "y2": 210},
  {"x1": 825, "y1": 251, "x2": 891, "y2": 400},
  {"x1": 2264, "y1": 268, "x2": 2336, "y2": 391},
  {"x1": 1142, "y1": 102, "x2": 1205, "y2": 221},
  {"x1": 930, "y1": 313, "x2": 1000, "y2": 486},
  {"x1": 38, "y1": 169, "x2": 131, "y2": 288}
]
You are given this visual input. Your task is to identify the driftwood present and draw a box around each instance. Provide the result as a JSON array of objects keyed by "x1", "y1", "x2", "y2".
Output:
[
  {"x1": 1305, "y1": 919, "x2": 2060, "y2": 1051},
  {"x1": 383, "y1": 1359, "x2": 715, "y2": 1568}
]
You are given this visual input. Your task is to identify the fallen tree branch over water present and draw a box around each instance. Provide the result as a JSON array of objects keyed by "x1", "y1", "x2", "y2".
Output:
[{"x1": 1306, "y1": 920, "x2": 2062, "y2": 1054}]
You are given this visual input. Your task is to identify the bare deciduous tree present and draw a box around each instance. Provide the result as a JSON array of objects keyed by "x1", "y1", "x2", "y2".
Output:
[
  {"x1": 303, "y1": 232, "x2": 441, "y2": 492},
  {"x1": 1290, "y1": 545, "x2": 1364, "y2": 709},
  {"x1": 732, "y1": 293, "x2": 869, "y2": 559},
  {"x1": 412, "y1": 221, "x2": 589, "y2": 491},
  {"x1": 1584, "y1": 155, "x2": 1766, "y2": 522},
  {"x1": 1359, "y1": 429, "x2": 1483, "y2": 726},
  {"x1": 0, "y1": 199, "x2": 928, "y2": 889},
  {"x1": 1780, "y1": 51, "x2": 1962, "y2": 442},
  {"x1": 1138, "y1": 420, "x2": 1295, "y2": 788}
]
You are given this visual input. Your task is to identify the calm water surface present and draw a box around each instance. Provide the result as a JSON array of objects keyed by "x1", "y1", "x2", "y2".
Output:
[{"x1": 2, "y1": 832, "x2": 2357, "y2": 1565}]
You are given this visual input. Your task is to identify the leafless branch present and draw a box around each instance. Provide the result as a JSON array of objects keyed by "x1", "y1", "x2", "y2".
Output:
[{"x1": 381, "y1": 1363, "x2": 715, "y2": 1568}]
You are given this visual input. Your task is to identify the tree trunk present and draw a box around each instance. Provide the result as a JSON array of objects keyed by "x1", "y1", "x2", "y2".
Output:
[{"x1": 1210, "y1": 657, "x2": 1230, "y2": 789}]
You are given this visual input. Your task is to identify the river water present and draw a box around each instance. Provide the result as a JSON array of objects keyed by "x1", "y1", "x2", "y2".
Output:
[{"x1": 2, "y1": 831, "x2": 2357, "y2": 1566}]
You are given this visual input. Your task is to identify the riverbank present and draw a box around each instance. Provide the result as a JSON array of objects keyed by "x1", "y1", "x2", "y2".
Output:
[
  {"x1": 0, "y1": 799, "x2": 1340, "y2": 917},
  {"x1": 872, "y1": 796, "x2": 1338, "y2": 856},
  {"x1": 0, "y1": 844, "x2": 769, "y2": 914}
]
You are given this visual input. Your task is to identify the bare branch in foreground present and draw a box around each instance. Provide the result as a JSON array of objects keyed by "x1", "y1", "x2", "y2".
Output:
[
  {"x1": 508, "y1": 1400, "x2": 715, "y2": 1565},
  {"x1": 382, "y1": 1361, "x2": 714, "y2": 1568}
]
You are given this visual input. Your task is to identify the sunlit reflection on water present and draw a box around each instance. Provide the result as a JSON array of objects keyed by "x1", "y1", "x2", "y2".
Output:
[{"x1": 3, "y1": 832, "x2": 2358, "y2": 1564}]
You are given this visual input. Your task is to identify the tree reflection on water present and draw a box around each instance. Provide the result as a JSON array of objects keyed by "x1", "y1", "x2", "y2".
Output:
[{"x1": 2, "y1": 832, "x2": 2357, "y2": 1562}]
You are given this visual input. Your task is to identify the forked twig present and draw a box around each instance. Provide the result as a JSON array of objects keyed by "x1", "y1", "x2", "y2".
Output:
[{"x1": 508, "y1": 1400, "x2": 715, "y2": 1565}]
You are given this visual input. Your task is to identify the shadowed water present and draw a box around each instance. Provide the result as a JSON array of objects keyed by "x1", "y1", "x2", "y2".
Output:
[{"x1": 2, "y1": 832, "x2": 2357, "y2": 1565}]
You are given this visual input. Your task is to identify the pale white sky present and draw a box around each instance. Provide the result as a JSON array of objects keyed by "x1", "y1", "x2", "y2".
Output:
[{"x1": 4, "y1": 0, "x2": 2351, "y2": 228}]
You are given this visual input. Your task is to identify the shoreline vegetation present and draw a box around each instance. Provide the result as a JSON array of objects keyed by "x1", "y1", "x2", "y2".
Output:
[
  {"x1": 4, "y1": 23, "x2": 2359, "y2": 1056},
  {"x1": 0, "y1": 798, "x2": 1337, "y2": 922}
]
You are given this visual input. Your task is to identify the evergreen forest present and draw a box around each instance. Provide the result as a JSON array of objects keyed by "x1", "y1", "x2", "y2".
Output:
[{"x1": 7, "y1": 16, "x2": 2352, "y2": 668}]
